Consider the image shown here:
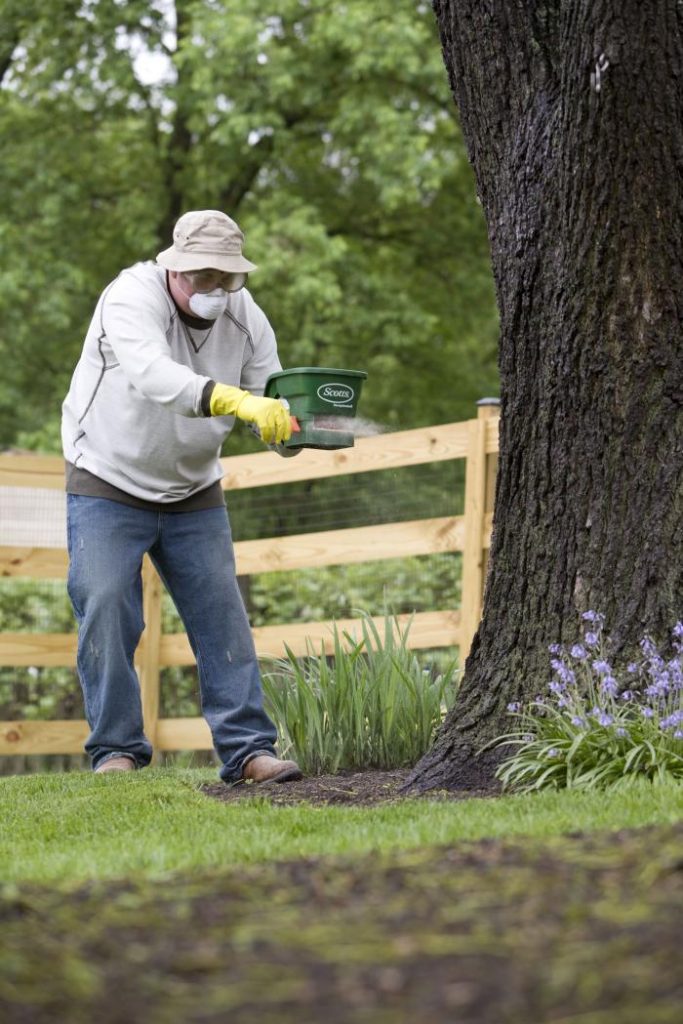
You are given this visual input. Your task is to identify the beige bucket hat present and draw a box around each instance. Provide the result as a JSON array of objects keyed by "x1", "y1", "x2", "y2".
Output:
[{"x1": 156, "y1": 210, "x2": 258, "y2": 274}]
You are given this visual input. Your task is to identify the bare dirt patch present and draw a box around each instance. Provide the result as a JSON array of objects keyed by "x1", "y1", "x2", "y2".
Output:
[{"x1": 201, "y1": 767, "x2": 500, "y2": 806}]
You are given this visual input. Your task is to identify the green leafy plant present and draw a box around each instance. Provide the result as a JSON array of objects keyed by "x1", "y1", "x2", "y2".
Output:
[
  {"x1": 262, "y1": 611, "x2": 459, "y2": 774},
  {"x1": 492, "y1": 614, "x2": 683, "y2": 791}
]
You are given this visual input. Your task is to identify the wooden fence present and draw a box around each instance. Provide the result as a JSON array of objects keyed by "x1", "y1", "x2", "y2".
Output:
[{"x1": 0, "y1": 402, "x2": 499, "y2": 758}]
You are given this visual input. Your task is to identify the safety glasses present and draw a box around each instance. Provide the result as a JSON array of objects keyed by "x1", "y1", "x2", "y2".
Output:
[{"x1": 182, "y1": 269, "x2": 247, "y2": 293}]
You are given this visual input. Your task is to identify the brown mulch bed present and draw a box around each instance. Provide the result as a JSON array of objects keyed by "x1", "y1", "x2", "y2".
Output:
[{"x1": 201, "y1": 767, "x2": 500, "y2": 807}]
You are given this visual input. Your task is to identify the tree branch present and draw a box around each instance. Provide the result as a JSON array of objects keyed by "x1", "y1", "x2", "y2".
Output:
[
  {"x1": 0, "y1": 22, "x2": 21, "y2": 86},
  {"x1": 218, "y1": 135, "x2": 276, "y2": 214}
]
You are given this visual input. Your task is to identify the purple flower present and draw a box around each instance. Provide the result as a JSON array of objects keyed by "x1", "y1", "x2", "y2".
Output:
[
  {"x1": 582, "y1": 611, "x2": 604, "y2": 624},
  {"x1": 507, "y1": 702, "x2": 521, "y2": 712},
  {"x1": 570, "y1": 644, "x2": 588, "y2": 660},
  {"x1": 571, "y1": 716, "x2": 587, "y2": 728},
  {"x1": 547, "y1": 748, "x2": 560, "y2": 758},
  {"x1": 645, "y1": 676, "x2": 670, "y2": 698},
  {"x1": 641, "y1": 707, "x2": 655, "y2": 719},
  {"x1": 584, "y1": 632, "x2": 599, "y2": 647},
  {"x1": 641, "y1": 636, "x2": 666, "y2": 672},
  {"x1": 549, "y1": 680, "x2": 566, "y2": 695},
  {"x1": 615, "y1": 727, "x2": 628, "y2": 738},
  {"x1": 592, "y1": 660, "x2": 612, "y2": 675},
  {"x1": 627, "y1": 663, "x2": 639, "y2": 674},
  {"x1": 590, "y1": 706, "x2": 613, "y2": 726},
  {"x1": 660, "y1": 711, "x2": 683, "y2": 730},
  {"x1": 620, "y1": 690, "x2": 634, "y2": 701},
  {"x1": 672, "y1": 622, "x2": 683, "y2": 638},
  {"x1": 548, "y1": 643, "x2": 562, "y2": 655},
  {"x1": 674, "y1": 730, "x2": 683, "y2": 740},
  {"x1": 600, "y1": 676, "x2": 619, "y2": 697},
  {"x1": 550, "y1": 659, "x2": 576, "y2": 685},
  {"x1": 669, "y1": 660, "x2": 682, "y2": 690}
]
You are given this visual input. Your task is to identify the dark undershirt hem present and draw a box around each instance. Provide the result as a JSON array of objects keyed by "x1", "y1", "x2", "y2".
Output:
[{"x1": 65, "y1": 463, "x2": 225, "y2": 512}]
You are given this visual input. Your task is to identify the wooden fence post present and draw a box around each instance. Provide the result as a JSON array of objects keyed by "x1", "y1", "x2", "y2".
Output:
[
  {"x1": 480, "y1": 398, "x2": 500, "y2": 593},
  {"x1": 138, "y1": 556, "x2": 163, "y2": 757},
  {"x1": 460, "y1": 399, "x2": 500, "y2": 662}
]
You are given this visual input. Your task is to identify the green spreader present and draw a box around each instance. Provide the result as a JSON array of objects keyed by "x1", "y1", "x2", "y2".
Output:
[{"x1": 265, "y1": 366, "x2": 368, "y2": 450}]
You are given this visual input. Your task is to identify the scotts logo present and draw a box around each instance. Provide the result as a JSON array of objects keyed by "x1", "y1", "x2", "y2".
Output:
[{"x1": 317, "y1": 383, "x2": 354, "y2": 407}]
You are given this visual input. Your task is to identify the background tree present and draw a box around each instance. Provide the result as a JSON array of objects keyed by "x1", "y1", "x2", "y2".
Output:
[
  {"x1": 0, "y1": 0, "x2": 498, "y2": 451},
  {"x1": 408, "y1": 0, "x2": 683, "y2": 790}
]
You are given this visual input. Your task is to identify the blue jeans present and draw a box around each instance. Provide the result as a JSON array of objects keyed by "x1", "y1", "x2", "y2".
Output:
[{"x1": 66, "y1": 494, "x2": 277, "y2": 780}]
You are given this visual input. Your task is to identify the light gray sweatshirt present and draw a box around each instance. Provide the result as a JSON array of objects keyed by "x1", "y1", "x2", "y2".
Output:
[{"x1": 61, "y1": 261, "x2": 284, "y2": 502}]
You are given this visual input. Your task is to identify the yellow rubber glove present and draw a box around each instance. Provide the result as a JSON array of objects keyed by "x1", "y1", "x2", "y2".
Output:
[{"x1": 209, "y1": 384, "x2": 292, "y2": 445}]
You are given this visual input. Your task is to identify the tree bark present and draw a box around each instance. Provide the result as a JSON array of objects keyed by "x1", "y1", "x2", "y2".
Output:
[{"x1": 406, "y1": 0, "x2": 683, "y2": 791}]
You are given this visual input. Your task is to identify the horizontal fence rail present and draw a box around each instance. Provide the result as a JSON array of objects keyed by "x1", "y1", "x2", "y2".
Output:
[{"x1": 0, "y1": 406, "x2": 499, "y2": 759}]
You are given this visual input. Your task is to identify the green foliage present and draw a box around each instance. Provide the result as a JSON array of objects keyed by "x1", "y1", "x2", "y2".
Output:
[
  {"x1": 262, "y1": 611, "x2": 459, "y2": 774},
  {"x1": 247, "y1": 555, "x2": 461, "y2": 627},
  {"x1": 492, "y1": 616, "x2": 683, "y2": 791},
  {"x1": 0, "y1": 580, "x2": 73, "y2": 633},
  {"x1": 0, "y1": 665, "x2": 81, "y2": 723},
  {"x1": 0, "y1": 0, "x2": 498, "y2": 451}
]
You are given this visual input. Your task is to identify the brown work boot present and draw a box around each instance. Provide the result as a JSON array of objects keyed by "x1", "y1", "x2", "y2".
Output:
[
  {"x1": 242, "y1": 755, "x2": 303, "y2": 784},
  {"x1": 95, "y1": 756, "x2": 136, "y2": 774}
]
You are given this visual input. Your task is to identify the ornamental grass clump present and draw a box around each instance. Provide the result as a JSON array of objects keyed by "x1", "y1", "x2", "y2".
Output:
[
  {"x1": 494, "y1": 613, "x2": 683, "y2": 791},
  {"x1": 262, "y1": 612, "x2": 458, "y2": 775}
]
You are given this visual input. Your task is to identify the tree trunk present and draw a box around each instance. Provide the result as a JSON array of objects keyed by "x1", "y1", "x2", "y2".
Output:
[{"x1": 407, "y1": 0, "x2": 683, "y2": 791}]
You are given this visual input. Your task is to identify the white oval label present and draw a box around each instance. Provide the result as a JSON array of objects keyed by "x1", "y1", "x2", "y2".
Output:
[{"x1": 317, "y1": 383, "x2": 354, "y2": 407}]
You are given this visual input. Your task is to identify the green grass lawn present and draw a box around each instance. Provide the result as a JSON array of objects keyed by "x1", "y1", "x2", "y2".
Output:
[
  {"x1": 1, "y1": 767, "x2": 682, "y2": 886},
  {"x1": 2, "y1": 770, "x2": 682, "y2": 1023}
]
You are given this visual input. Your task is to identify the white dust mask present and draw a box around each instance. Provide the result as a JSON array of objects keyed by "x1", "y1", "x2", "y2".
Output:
[{"x1": 188, "y1": 287, "x2": 228, "y2": 320}]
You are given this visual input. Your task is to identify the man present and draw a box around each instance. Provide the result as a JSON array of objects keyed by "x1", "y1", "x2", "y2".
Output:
[{"x1": 61, "y1": 209, "x2": 302, "y2": 783}]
